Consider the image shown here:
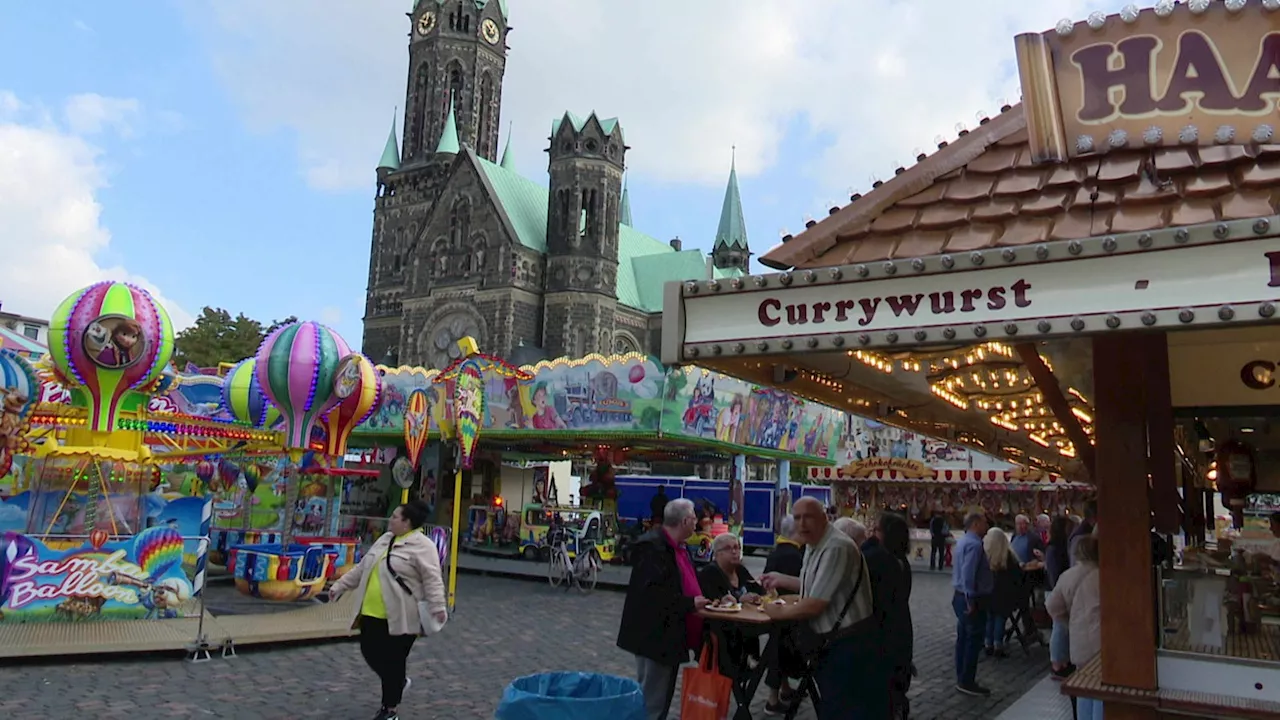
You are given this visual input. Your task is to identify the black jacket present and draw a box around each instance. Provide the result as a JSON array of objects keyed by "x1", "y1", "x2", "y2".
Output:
[
  {"x1": 763, "y1": 540, "x2": 804, "y2": 578},
  {"x1": 616, "y1": 529, "x2": 696, "y2": 666},
  {"x1": 989, "y1": 551, "x2": 1026, "y2": 617},
  {"x1": 649, "y1": 492, "x2": 668, "y2": 521},
  {"x1": 696, "y1": 562, "x2": 765, "y2": 678},
  {"x1": 862, "y1": 537, "x2": 914, "y2": 669}
]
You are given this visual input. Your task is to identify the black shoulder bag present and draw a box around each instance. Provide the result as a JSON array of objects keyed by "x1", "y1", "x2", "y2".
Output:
[
  {"x1": 790, "y1": 550, "x2": 872, "y2": 659},
  {"x1": 382, "y1": 535, "x2": 444, "y2": 635}
]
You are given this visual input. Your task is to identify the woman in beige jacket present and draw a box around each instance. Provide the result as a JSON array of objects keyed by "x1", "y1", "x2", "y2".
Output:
[
  {"x1": 331, "y1": 500, "x2": 448, "y2": 720},
  {"x1": 1046, "y1": 535, "x2": 1101, "y2": 720}
]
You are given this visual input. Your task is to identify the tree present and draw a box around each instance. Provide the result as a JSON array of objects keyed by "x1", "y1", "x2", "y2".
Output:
[{"x1": 172, "y1": 307, "x2": 299, "y2": 371}]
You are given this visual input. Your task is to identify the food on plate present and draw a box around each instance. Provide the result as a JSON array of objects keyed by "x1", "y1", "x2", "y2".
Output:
[{"x1": 706, "y1": 598, "x2": 743, "y2": 612}]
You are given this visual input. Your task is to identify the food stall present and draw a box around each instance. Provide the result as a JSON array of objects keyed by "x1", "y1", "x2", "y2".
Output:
[{"x1": 659, "y1": 3, "x2": 1280, "y2": 715}]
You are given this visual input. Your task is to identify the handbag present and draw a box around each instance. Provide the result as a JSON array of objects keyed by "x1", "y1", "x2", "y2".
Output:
[
  {"x1": 385, "y1": 536, "x2": 447, "y2": 636},
  {"x1": 790, "y1": 550, "x2": 871, "y2": 658},
  {"x1": 679, "y1": 635, "x2": 732, "y2": 720}
]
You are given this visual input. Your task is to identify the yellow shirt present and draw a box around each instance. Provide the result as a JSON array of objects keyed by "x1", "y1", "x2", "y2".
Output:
[{"x1": 361, "y1": 531, "x2": 416, "y2": 619}]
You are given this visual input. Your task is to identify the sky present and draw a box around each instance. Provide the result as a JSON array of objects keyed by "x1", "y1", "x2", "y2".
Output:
[{"x1": 0, "y1": 0, "x2": 1118, "y2": 350}]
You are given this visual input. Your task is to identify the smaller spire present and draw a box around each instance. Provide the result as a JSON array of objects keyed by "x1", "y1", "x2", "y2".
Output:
[
  {"x1": 620, "y1": 176, "x2": 633, "y2": 227},
  {"x1": 714, "y1": 149, "x2": 748, "y2": 250},
  {"x1": 377, "y1": 111, "x2": 401, "y2": 171},
  {"x1": 436, "y1": 93, "x2": 460, "y2": 155},
  {"x1": 500, "y1": 123, "x2": 516, "y2": 170}
]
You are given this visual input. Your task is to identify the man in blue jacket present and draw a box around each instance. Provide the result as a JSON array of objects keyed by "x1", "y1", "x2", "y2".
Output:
[{"x1": 952, "y1": 511, "x2": 993, "y2": 697}]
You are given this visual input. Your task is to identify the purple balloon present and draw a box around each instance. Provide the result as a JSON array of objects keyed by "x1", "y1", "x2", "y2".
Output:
[{"x1": 1, "y1": 532, "x2": 36, "y2": 608}]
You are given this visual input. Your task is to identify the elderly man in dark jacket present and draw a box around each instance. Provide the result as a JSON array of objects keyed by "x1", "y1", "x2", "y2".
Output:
[{"x1": 617, "y1": 498, "x2": 710, "y2": 720}]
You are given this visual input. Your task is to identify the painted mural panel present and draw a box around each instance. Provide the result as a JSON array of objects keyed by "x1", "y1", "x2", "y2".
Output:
[
  {"x1": 841, "y1": 417, "x2": 1011, "y2": 471},
  {"x1": 660, "y1": 367, "x2": 845, "y2": 460}
]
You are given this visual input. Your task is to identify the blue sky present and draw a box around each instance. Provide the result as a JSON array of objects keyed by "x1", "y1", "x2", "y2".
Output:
[{"x1": 0, "y1": 0, "x2": 1105, "y2": 350}]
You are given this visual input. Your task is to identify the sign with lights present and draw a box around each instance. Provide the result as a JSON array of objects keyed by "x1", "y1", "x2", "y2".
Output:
[
  {"x1": 665, "y1": 229, "x2": 1280, "y2": 360},
  {"x1": 1015, "y1": 1, "x2": 1280, "y2": 163},
  {"x1": 1169, "y1": 327, "x2": 1280, "y2": 407}
]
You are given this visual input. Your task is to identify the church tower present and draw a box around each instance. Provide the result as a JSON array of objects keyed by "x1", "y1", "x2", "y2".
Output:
[
  {"x1": 712, "y1": 153, "x2": 751, "y2": 271},
  {"x1": 542, "y1": 112, "x2": 627, "y2": 359},
  {"x1": 403, "y1": 0, "x2": 507, "y2": 163}
]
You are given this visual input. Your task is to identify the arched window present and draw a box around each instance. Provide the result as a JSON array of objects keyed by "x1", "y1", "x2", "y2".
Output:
[
  {"x1": 450, "y1": 199, "x2": 471, "y2": 249},
  {"x1": 445, "y1": 62, "x2": 464, "y2": 128},
  {"x1": 478, "y1": 73, "x2": 495, "y2": 158},
  {"x1": 411, "y1": 63, "x2": 431, "y2": 156}
]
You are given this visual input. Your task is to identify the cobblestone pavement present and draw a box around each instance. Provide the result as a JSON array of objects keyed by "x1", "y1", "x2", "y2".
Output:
[{"x1": 0, "y1": 571, "x2": 1049, "y2": 719}]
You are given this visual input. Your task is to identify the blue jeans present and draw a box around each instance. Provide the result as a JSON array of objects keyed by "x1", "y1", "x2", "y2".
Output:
[
  {"x1": 952, "y1": 592, "x2": 986, "y2": 686},
  {"x1": 1050, "y1": 619, "x2": 1070, "y2": 665},
  {"x1": 985, "y1": 613, "x2": 1005, "y2": 648},
  {"x1": 1077, "y1": 697, "x2": 1104, "y2": 719}
]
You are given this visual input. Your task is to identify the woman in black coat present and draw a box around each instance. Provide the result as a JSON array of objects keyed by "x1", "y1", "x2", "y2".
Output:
[
  {"x1": 697, "y1": 533, "x2": 764, "y2": 679},
  {"x1": 862, "y1": 513, "x2": 914, "y2": 717}
]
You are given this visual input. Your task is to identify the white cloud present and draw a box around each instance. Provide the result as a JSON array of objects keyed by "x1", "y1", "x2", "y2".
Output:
[
  {"x1": 0, "y1": 93, "x2": 193, "y2": 329},
  {"x1": 319, "y1": 306, "x2": 343, "y2": 326},
  {"x1": 188, "y1": 0, "x2": 1108, "y2": 195},
  {"x1": 63, "y1": 93, "x2": 141, "y2": 137}
]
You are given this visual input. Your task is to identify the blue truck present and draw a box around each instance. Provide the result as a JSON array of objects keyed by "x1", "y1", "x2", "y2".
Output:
[{"x1": 613, "y1": 475, "x2": 831, "y2": 552}]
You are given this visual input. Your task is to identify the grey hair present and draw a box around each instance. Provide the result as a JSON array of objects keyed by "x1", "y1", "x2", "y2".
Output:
[
  {"x1": 1015, "y1": 514, "x2": 1030, "y2": 525},
  {"x1": 963, "y1": 511, "x2": 986, "y2": 530},
  {"x1": 778, "y1": 515, "x2": 796, "y2": 539},
  {"x1": 662, "y1": 498, "x2": 696, "y2": 527},
  {"x1": 833, "y1": 517, "x2": 866, "y2": 542},
  {"x1": 711, "y1": 533, "x2": 740, "y2": 553},
  {"x1": 1037, "y1": 514, "x2": 1051, "y2": 524}
]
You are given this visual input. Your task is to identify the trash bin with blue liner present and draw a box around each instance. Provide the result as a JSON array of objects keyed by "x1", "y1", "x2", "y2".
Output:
[{"x1": 494, "y1": 672, "x2": 645, "y2": 720}]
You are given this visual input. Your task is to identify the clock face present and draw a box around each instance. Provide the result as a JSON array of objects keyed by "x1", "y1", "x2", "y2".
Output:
[
  {"x1": 481, "y1": 18, "x2": 500, "y2": 44},
  {"x1": 416, "y1": 12, "x2": 437, "y2": 36}
]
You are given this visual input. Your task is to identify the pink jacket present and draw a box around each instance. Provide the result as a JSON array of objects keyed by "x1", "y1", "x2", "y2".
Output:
[{"x1": 332, "y1": 531, "x2": 447, "y2": 636}]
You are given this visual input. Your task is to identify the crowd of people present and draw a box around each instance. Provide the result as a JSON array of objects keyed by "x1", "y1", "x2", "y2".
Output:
[
  {"x1": 618, "y1": 493, "x2": 1105, "y2": 719},
  {"x1": 617, "y1": 497, "x2": 914, "y2": 720}
]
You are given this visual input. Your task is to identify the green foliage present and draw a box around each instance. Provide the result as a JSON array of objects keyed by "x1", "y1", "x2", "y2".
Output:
[{"x1": 172, "y1": 307, "x2": 298, "y2": 371}]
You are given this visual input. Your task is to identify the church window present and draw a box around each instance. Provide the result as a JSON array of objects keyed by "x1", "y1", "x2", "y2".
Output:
[
  {"x1": 581, "y1": 188, "x2": 599, "y2": 246},
  {"x1": 450, "y1": 199, "x2": 471, "y2": 249},
  {"x1": 478, "y1": 73, "x2": 495, "y2": 159},
  {"x1": 411, "y1": 63, "x2": 431, "y2": 156},
  {"x1": 393, "y1": 256, "x2": 402, "y2": 274},
  {"x1": 446, "y1": 63, "x2": 464, "y2": 124},
  {"x1": 585, "y1": 138, "x2": 598, "y2": 153}
]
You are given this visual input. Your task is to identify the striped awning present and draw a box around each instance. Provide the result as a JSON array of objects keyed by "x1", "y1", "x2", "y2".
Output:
[
  {"x1": 0, "y1": 326, "x2": 46, "y2": 357},
  {"x1": 807, "y1": 466, "x2": 1068, "y2": 484}
]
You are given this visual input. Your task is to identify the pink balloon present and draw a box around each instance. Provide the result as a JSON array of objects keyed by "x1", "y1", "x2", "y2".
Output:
[{"x1": 628, "y1": 365, "x2": 645, "y2": 384}]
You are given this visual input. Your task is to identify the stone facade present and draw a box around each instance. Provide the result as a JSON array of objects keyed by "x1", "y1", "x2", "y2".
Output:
[{"x1": 362, "y1": 2, "x2": 747, "y2": 370}]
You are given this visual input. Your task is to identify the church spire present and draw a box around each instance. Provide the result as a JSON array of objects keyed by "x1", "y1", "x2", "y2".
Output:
[
  {"x1": 436, "y1": 93, "x2": 460, "y2": 155},
  {"x1": 500, "y1": 125, "x2": 516, "y2": 170},
  {"x1": 714, "y1": 148, "x2": 747, "y2": 250},
  {"x1": 377, "y1": 113, "x2": 401, "y2": 172},
  {"x1": 620, "y1": 176, "x2": 633, "y2": 227},
  {"x1": 712, "y1": 148, "x2": 750, "y2": 272}
]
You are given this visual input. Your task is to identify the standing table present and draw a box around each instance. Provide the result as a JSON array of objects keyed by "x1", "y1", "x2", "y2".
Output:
[{"x1": 698, "y1": 598, "x2": 817, "y2": 720}]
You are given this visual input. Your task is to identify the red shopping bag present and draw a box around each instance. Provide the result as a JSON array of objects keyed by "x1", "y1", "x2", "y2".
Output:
[{"x1": 679, "y1": 635, "x2": 733, "y2": 720}]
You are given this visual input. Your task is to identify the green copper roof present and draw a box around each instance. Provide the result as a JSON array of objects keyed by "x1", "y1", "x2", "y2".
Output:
[
  {"x1": 620, "y1": 178, "x2": 632, "y2": 226},
  {"x1": 473, "y1": 155, "x2": 715, "y2": 312},
  {"x1": 714, "y1": 156, "x2": 748, "y2": 250},
  {"x1": 551, "y1": 111, "x2": 624, "y2": 143},
  {"x1": 436, "y1": 95, "x2": 460, "y2": 154},
  {"x1": 378, "y1": 118, "x2": 401, "y2": 171},
  {"x1": 500, "y1": 133, "x2": 516, "y2": 170}
]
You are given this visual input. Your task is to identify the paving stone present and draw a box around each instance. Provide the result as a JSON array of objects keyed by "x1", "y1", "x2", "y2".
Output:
[{"x1": 0, "y1": 571, "x2": 1048, "y2": 719}]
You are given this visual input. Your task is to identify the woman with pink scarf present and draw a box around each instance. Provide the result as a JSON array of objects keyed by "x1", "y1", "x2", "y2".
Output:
[{"x1": 616, "y1": 498, "x2": 711, "y2": 720}]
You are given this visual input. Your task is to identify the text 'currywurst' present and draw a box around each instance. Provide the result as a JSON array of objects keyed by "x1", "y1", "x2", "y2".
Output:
[{"x1": 756, "y1": 279, "x2": 1033, "y2": 328}]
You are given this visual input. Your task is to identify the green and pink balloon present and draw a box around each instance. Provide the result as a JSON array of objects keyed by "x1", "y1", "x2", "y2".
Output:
[
  {"x1": 48, "y1": 282, "x2": 175, "y2": 433},
  {"x1": 254, "y1": 321, "x2": 352, "y2": 451}
]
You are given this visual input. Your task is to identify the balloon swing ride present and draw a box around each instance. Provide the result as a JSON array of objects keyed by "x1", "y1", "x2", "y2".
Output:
[{"x1": 3, "y1": 282, "x2": 384, "y2": 629}]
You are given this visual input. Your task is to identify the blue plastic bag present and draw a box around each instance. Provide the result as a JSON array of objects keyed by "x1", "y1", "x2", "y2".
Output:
[{"x1": 495, "y1": 672, "x2": 646, "y2": 720}]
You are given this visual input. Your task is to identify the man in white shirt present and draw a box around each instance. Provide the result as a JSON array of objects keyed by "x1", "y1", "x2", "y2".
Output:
[{"x1": 762, "y1": 498, "x2": 883, "y2": 719}]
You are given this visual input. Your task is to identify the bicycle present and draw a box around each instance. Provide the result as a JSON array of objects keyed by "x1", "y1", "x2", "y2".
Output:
[{"x1": 546, "y1": 531, "x2": 599, "y2": 593}]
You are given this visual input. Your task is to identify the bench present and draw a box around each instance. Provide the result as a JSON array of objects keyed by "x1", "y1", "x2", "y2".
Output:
[{"x1": 1061, "y1": 655, "x2": 1280, "y2": 719}]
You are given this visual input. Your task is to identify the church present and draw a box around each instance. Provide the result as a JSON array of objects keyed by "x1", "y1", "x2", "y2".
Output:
[{"x1": 361, "y1": 0, "x2": 750, "y2": 370}]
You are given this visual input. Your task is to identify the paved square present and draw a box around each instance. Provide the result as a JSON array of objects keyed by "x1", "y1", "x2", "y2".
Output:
[{"x1": 0, "y1": 570, "x2": 1050, "y2": 719}]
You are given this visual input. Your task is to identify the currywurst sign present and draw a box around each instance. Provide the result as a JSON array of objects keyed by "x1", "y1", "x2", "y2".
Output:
[
  {"x1": 1015, "y1": 2, "x2": 1280, "y2": 163},
  {"x1": 677, "y1": 239, "x2": 1280, "y2": 348}
]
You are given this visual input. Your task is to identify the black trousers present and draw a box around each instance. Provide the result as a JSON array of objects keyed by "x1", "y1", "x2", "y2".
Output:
[
  {"x1": 359, "y1": 615, "x2": 417, "y2": 708},
  {"x1": 930, "y1": 537, "x2": 947, "y2": 569}
]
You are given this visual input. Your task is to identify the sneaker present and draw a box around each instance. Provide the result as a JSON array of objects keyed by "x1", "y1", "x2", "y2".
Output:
[
  {"x1": 956, "y1": 683, "x2": 991, "y2": 697},
  {"x1": 763, "y1": 700, "x2": 786, "y2": 715},
  {"x1": 372, "y1": 710, "x2": 399, "y2": 720},
  {"x1": 1051, "y1": 663, "x2": 1077, "y2": 680}
]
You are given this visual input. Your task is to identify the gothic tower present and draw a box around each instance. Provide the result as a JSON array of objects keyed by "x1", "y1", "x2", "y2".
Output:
[
  {"x1": 542, "y1": 112, "x2": 627, "y2": 359},
  {"x1": 403, "y1": 0, "x2": 507, "y2": 164}
]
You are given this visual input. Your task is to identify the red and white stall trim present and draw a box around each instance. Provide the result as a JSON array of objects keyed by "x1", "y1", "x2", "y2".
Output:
[{"x1": 807, "y1": 467, "x2": 1068, "y2": 484}]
